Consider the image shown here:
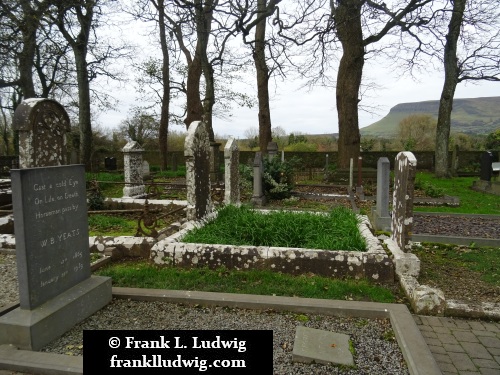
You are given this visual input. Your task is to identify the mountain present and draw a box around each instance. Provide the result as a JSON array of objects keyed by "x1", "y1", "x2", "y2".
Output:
[{"x1": 360, "y1": 96, "x2": 500, "y2": 137}]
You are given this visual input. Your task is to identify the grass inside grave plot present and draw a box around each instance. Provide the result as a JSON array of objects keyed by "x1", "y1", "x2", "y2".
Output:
[
  {"x1": 181, "y1": 205, "x2": 367, "y2": 251},
  {"x1": 88, "y1": 214, "x2": 138, "y2": 236},
  {"x1": 95, "y1": 260, "x2": 396, "y2": 303}
]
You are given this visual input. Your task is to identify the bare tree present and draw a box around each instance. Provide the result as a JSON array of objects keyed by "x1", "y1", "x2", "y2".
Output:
[
  {"x1": 330, "y1": 0, "x2": 433, "y2": 168},
  {"x1": 433, "y1": 0, "x2": 500, "y2": 177}
]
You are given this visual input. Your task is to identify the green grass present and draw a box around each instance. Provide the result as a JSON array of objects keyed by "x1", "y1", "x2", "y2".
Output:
[
  {"x1": 182, "y1": 205, "x2": 367, "y2": 251},
  {"x1": 88, "y1": 214, "x2": 137, "y2": 236},
  {"x1": 414, "y1": 172, "x2": 500, "y2": 214},
  {"x1": 95, "y1": 261, "x2": 396, "y2": 303},
  {"x1": 412, "y1": 243, "x2": 500, "y2": 286},
  {"x1": 86, "y1": 172, "x2": 124, "y2": 198}
]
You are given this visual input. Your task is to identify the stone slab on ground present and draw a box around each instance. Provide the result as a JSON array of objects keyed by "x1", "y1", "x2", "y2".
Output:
[{"x1": 292, "y1": 326, "x2": 353, "y2": 366}]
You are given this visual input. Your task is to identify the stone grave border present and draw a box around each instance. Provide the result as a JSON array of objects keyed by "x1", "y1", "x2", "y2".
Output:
[
  {"x1": 0, "y1": 289, "x2": 441, "y2": 375},
  {"x1": 150, "y1": 208, "x2": 394, "y2": 283}
]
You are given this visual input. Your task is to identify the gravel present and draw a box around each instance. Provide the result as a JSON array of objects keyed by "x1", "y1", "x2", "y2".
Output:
[
  {"x1": 413, "y1": 214, "x2": 500, "y2": 239},
  {"x1": 0, "y1": 253, "x2": 409, "y2": 374}
]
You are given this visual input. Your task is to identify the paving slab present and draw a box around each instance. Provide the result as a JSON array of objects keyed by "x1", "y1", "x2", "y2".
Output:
[{"x1": 292, "y1": 326, "x2": 353, "y2": 366}]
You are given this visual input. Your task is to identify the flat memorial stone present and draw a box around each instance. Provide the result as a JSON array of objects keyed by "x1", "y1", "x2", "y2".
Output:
[{"x1": 292, "y1": 326, "x2": 354, "y2": 366}]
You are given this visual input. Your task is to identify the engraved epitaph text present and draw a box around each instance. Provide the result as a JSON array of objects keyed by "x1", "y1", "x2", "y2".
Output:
[{"x1": 11, "y1": 165, "x2": 90, "y2": 310}]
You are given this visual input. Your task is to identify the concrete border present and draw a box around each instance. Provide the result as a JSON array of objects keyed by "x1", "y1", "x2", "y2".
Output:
[
  {"x1": 0, "y1": 288, "x2": 441, "y2": 375},
  {"x1": 112, "y1": 288, "x2": 440, "y2": 375}
]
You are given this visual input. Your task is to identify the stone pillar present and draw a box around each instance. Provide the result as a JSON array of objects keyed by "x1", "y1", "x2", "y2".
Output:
[
  {"x1": 391, "y1": 152, "x2": 417, "y2": 252},
  {"x1": 251, "y1": 152, "x2": 267, "y2": 206},
  {"x1": 13, "y1": 98, "x2": 71, "y2": 168},
  {"x1": 371, "y1": 157, "x2": 391, "y2": 231},
  {"x1": 122, "y1": 141, "x2": 145, "y2": 197},
  {"x1": 210, "y1": 141, "x2": 222, "y2": 183},
  {"x1": 267, "y1": 141, "x2": 278, "y2": 161},
  {"x1": 224, "y1": 138, "x2": 240, "y2": 206},
  {"x1": 185, "y1": 121, "x2": 212, "y2": 220}
]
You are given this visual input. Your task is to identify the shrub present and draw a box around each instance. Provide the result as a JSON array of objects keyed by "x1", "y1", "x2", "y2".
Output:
[{"x1": 263, "y1": 156, "x2": 300, "y2": 200}]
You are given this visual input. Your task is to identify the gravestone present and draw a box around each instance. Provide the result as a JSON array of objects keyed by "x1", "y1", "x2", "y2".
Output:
[
  {"x1": 391, "y1": 152, "x2": 417, "y2": 252},
  {"x1": 185, "y1": 121, "x2": 212, "y2": 220},
  {"x1": 371, "y1": 157, "x2": 391, "y2": 231},
  {"x1": 209, "y1": 141, "x2": 222, "y2": 183},
  {"x1": 13, "y1": 98, "x2": 71, "y2": 168},
  {"x1": 142, "y1": 160, "x2": 150, "y2": 178},
  {"x1": 122, "y1": 141, "x2": 145, "y2": 197},
  {"x1": 0, "y1": 165, "x2": 111, "y2": 350},
  {"x1": 104, "y1": 157, "x2": 117, "y2": 171},
  {"x1": 480, "y1": 151, "x2": 494, "y2": 181},
  {"x1": 251, "y1": 152, "x2": 267, "y2": 206},
  {"x1": 267, "y1": 141, "x2": 278, "y2": 161},
  {"x1": 224, "y1": 137, "x2": 240, "y2": 206}
]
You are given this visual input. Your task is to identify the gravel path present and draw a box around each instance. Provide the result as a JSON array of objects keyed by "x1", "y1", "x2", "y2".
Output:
[
  {"x1": 413, "y1": 214, "x2": 500, "y2": 239},
  {"x1": 0, "y1": 253, "x2": 409, "y2": 374}
]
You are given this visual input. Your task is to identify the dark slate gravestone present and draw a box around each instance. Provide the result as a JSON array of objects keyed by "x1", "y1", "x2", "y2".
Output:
[
  {"x1": 0, "y1": 165, "x2": 111, "y2": 350},
  {"x1": 12, "y1": 165, "x2": 91, "y2": 309},
  {"x1": 480, "y1": 151, "x2": 494, "y2": 181}
]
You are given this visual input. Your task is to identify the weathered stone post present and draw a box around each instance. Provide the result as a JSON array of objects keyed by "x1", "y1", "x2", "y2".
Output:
[
  {"x1": 210, "y1": 141, "x2": 222, "y2": 183},
  {"x1": 391, "y1": 151, "x2": 417, "y2": 252},
  {"x1": 185, "y1": 121, "x2": 212, "y2": 220},
  {"x1": 13, "y1": 98, "x2": 71, "y2": 168},
  {"x1": 267, "y1": 141, "x2": 278, "y2": 161},
  {"x1": 251, "y1": 152, "x2": 267, "y2": 206},
  {"x1": 122, "y1": 141, "x2": 145, "y2": 197},
  {"x1": 224, "y1": 137, "x2": 240, "y2": 206},
  {"x1": 371, "y1": 157, "x2": 391, "y2": 231}
]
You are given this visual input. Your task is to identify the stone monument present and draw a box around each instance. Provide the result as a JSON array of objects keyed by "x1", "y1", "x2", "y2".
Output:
[
  {"x1": 185, "y1": 121, "x2": 212, "y2": 220},
  {"x1": 371, "y1": 157, "x2": 391, "y2": 231},
  {"x1": 13, "y1": 98, "x2": 71, "y2": 168},
  {"x1": 0, "y1": 165, "x2": 111, "y2": 350},
  {"x1": 224, "y1": 137, "x2": 240, "y2": 206},
  {"x1": 0, "y1": 99, "x2": 111, "y2": 351},
  {"x1": 391, "y1": 151, "x2": 417, "y2": 252},
  {"x1": 122, "y1": 141, "x2": 145, "y2": 197}
]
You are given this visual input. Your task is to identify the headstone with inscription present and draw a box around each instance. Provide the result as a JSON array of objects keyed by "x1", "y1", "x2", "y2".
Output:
[
  {"x1": 185, "y1": 121, "x2": 212, "y2": 220},
  {"x1": 0, "y1": 165, "x2": 111, "y2": 350},
  {"x1": 13, "y1": 98, "x2": 71, "y2": 168}
]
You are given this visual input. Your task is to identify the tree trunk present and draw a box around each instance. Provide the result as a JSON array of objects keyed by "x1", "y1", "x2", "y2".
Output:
[
  {"x1": 158, "y1": 0, "x2": 170, "y2": 170},
  {"x1": 335, "y1": 0, "x2": 364, "y2": 169},
  {"x1": 55, "y1": 1, "x2": 94, "y2": 171},
  {"x1": 74, "y1": 47, "x2": 92, "y2": 171},
  {"x1": 254, "y1": 0, "x2": 272, "y2": 154},
  {"x1": 184, "y1": 0, "x2": 213, "y2": 135},
  {"x1": 18, "y1": 0, "x2": 40, "y2": 99},
  {"x1": 434, "y1": 0, "x2": 466, "y2": 178},
  {"x1": 203, "y1": 62, "x2": 215, "y2": 141}
]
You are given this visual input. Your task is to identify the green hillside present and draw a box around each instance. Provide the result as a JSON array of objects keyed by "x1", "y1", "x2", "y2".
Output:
[{"x1": 360, "y1": 96, "x2": 500, "y2": 138}]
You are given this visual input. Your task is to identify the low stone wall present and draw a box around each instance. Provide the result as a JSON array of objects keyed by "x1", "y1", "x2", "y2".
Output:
[{"x1": 150, "y1": 215, "x2": 395, "y2": 283}]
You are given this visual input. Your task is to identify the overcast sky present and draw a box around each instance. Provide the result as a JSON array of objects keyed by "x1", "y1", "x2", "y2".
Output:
[{"x1": 95, "y1": 9, "x2": 500, "y2": 139}]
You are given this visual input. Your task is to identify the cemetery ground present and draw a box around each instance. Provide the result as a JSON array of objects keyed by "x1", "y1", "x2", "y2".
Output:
[
  {"x1": 1, "y1": 166, "x2": 499, "y2": 375},
  {"x1": 87, "y1": 169, "x2": 500, "y2": 309}
]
